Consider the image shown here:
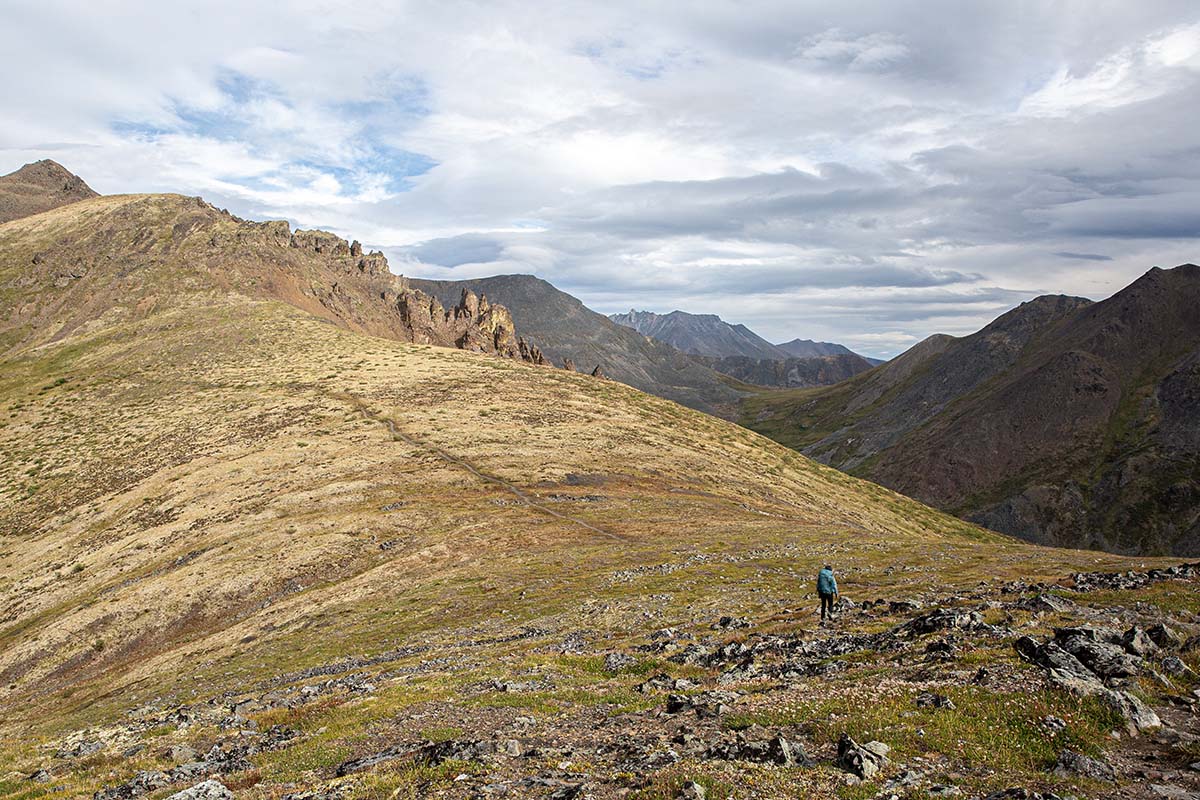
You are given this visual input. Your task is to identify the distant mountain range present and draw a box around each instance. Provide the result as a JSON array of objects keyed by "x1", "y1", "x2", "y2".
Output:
[
  {"x1": 606, "y1": 307, "x2": 881, "y2": 389},
  {"x1": 744, "y1": 265, "x2": 1200, "y2": 556},
  {"x1": 608, "y1": 309, "x2": 785, "y2": 360},
  {"x1": 609, "y1": 308, "x2": 877, "y2": 363},
  {"x1": 411, "y1": 280, "x2": 879, "y2": 407},
  {"x1": 410, "y1": 276, "x2": 748, "y2": 417}
]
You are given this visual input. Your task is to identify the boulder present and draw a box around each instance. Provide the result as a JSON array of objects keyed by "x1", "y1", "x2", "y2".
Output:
[
  {"x1": 1013, "y1": 637, "x2": 1098, "y2": 684},
  {"x1": 603, "y1": 652, "x2": 636, "y2": 673},
  {"x1": 93, "y1": 771, "x2": 170, "y2": 800},
  {"x1": 1122, "y1": 626, "x2": 1160, "y2": 658},
  {"x1": 836, "y1": 733, "x2": 889, "y2": 779},
  {"x1": 1099, "y1": 687, "x2": 1162, "y2": 733},
  {"x1": 888, "y1": 600, "x2": 923, "y2": 613},
  {"x1": 165, "y1": 781, "x2": 235, "y2": 800},
  {"x1": 895, "y1": 608, "x2": 983, "y2": 637},
  {"x1": 665, "y1": 694, "x2": 693, "y2": 714},
  {"x1": 1054, "y1": 630, "x2": 1142, "y2": 678},
  {"x1": 717, "y1": 657, "x2": 760, "y2": 685},
  {"x1": 1162, "y1": 656, "x2": 1196, "y2": 678},
  {"x1": 1052, "y1": 749, "x2": 1116, "y2": 781},
  {"x1": 1148, "y1": 624, "x2": 1183, "y2": 650},
  {"x1": 915, "y1": 691, "x2": 956, "y2": 710},
  {"x1": 1015, "y1": 594, "x2": 1076, "y2": 613}
]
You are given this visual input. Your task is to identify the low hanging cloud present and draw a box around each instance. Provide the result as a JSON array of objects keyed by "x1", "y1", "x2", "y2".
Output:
[{"x1": 2, "y1": 1, "x2": 1199, "y2": 357}]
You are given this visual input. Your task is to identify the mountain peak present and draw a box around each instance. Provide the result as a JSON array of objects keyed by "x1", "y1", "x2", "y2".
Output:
[{"x1": 0, "y1": 159, "x2": 98, "y2": 224}]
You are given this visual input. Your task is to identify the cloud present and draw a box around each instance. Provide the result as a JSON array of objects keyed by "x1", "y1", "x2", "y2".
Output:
[
  {"x1": 1053, "y1": 251, "x2": 1113, "y2": 262},
  {"x1": 2, "y1": 1, "x2": 1199, "y2": 358},
  {"x1": 796, "y1": 29, "x2": 910, "y2": 71},
  {"x1": 1020, "y1": 22, "x2": 1200, "y2": 117}
]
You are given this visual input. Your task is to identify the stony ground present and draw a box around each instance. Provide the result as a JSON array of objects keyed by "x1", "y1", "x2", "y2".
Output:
[{"x1": 6, "y1": 562, "x2": 1199, "y2": 800}]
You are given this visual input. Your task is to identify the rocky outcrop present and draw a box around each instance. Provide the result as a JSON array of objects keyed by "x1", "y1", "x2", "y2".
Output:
[
  {"x1": 837, "y1": 734, "x2": 889, "y2": 779},
  {"x1": 1013, "y1": 627, "x2": 1162, "y2": 733},
  {"x1": 203, "y1": 213, "x2": 545, "y2": 363},
  {"x1": 396, "y1": 288, "x2": 527, "y2": 359},
  {"x1": 517, "y1": 336, "x2": 548, "y2": 365}
]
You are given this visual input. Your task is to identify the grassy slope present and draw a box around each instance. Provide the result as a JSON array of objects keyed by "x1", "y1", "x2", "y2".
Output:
[{"x1": 0, "y1": 197, "x2": 1188, "y2": 799}]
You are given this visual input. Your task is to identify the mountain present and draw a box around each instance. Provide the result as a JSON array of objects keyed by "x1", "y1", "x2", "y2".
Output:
[
  {"x1": 411, "y1": 276, "x2": 747, "y2": 416},
  {"x1": 608, "y1": 308, "x2": 880, "y2": 388},
  {"x1": 609, "y1": 308, "x2": 785, "y2": 360},
  {"x1": 0, "y1": 159, "x2": 98, "y2": 223},
  {"x1": 744, "y1": 266, "x2": 1200, "y2": 555},
  {"x1": 2, "y1": 168, "x2": 1197, "y2": 800},
  {"x1": 778, "y1": 337, "x2": 887, "y2": 366},
  {"x1": 775, "y1": 337, "x2": 857, "y2": 358},
  {"x1": 693, "y1": 352, "x2": 878, "y2": 389}
]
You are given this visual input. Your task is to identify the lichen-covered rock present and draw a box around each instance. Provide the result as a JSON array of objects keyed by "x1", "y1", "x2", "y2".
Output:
[
  {"x1": 1054, "y1": 629, "x2": 1143, "y2": 678},
  {"x1": 1052, "y1": 749, "x2": 1116, "y2": 781},
  {"x1": 165, "y1": 781, "x2": 234, "y2": 800},
  {"x1": 837, "y1": 733, "x2": 888, "y2": 778}
]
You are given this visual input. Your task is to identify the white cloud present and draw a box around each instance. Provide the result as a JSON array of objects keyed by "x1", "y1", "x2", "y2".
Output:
[{"x1": 1020, "y1": 21, "x2": 1200, "y2": 117}]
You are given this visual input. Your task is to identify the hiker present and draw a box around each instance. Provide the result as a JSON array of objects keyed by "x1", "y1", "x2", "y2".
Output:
[{"x1": 817, "y1": 564, "x2": 839, "y2": 623}]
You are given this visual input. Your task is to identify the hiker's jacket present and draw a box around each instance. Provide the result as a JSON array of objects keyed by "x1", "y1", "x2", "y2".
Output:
[{"x1": 817, "y1": 568, "x2": 838, "y2": 596}]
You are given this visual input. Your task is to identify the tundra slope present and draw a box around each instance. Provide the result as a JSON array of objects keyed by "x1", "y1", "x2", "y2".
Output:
[
  {"x1": 0, "y1": 181, "x2": 1196, "y2": 800},
  {"x1": 744, "y1": 267, "x2": 1200, "y2": 556}
]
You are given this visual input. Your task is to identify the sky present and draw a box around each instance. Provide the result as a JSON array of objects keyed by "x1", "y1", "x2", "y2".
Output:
[{"x1": 3, "y1": 1, "x2": 1199, "y2": 358}]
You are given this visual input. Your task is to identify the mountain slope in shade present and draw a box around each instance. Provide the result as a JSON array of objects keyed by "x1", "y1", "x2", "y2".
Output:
[
  {"x1": 411, "y1": 275, "x2": 747, "y2": 416},
  {"x1": 0, "y1": 159, "x2": 98, "y2": 223},
  {"x1": 609, "y1": 308, "x2": 785, "y2": 360},
  {"x1": 694, "y1": 352, "x2": 878, "y2": 389},
  {"x1": 743, "y1": 266, "x2": 1200, "y2": 555},
  {"x1": 775, "y1": 337, "x2": 856, "y2": 358}
]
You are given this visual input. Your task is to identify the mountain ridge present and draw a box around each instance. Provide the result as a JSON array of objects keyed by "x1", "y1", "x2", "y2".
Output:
[
  {"x1": 744, "y1": 267, "x2": 1200, "y2": 555},
  {"x1": 610, "y1": 307, "x2": 871, "y2": 362}
]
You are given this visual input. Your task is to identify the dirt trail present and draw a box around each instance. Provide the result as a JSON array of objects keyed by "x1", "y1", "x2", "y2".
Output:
[{"x1": 343, "y1": 394, "x2": 626, "y2": 542}]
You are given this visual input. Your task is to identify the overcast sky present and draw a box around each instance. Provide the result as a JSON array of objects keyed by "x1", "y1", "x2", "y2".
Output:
[{"x1": 3, "y1": 1, "x2": 1199, "y2": 357}]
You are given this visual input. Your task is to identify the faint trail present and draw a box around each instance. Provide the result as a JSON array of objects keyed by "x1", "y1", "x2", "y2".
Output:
[{"x1": 342, "y1": 394, "x2": 625, "y2": 541}]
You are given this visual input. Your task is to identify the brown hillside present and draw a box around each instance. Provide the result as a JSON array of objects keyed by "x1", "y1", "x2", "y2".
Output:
[{"x1": 0, "y1": 159, "x2": 98, "y2": 224}]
